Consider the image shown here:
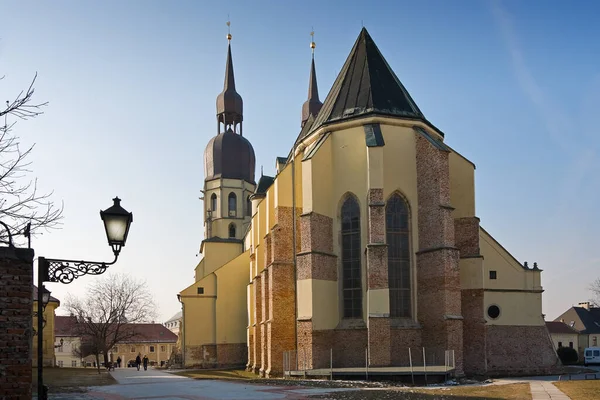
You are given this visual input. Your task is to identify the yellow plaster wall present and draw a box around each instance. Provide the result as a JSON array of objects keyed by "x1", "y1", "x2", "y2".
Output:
[
  {"x1": 32, "y1": 300, "x2": 58, "y2": 366},
  {"x1": 484, "y1": 291, "x2": 544, "y2": 326},
  {"x1": 302, "y1": 136, "x2": 333, "y2": 216},
  {"x1": 480, "y1": 228, "x2": 542, "y2": 291},
  {"x1": 448, "y1": 151, "x2": 476, "y2": 218},
  {"x1": 214, "y1": 250, "x2": 251, "y2": 344},
  {"x1": 197, "y1": 241, "x2": 243, "y2": 279},
  {"x1": 204, "y1": 178, "x2": 254, "y2": 240},
  {"x1": 297, "y1": 123, "x2": 423, "y2": 325},
  {"x1": 180, "y1": 274, "x2": 217, "y2": 356},
  {"x1": 549, "y1": 333, "x2": 578, "y2": 350}
]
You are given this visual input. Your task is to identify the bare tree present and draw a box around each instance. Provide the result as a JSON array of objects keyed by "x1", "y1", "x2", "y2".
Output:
[
  {"x1": 65, "y1": 273, "x2": 157, "y2": 371},
  {"x1": 0, "y1": 73, "x2": 63, "y2": 245},
  {"x1": 590, "y1": 278, "x2": 600, "y2": 307}
]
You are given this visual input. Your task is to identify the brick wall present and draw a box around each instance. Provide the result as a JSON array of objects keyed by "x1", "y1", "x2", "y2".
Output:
[
  {"x1": 216, "y1": 343, "x2": 247, "y2": 368},
  {"x1": 486, "y1": 325, "x2": 560, "y2": 376},
  {"x1": 0, "y1": 246, "x2": 34, "y2": 400},
  {"x1": 415, "y1": 134, "x2": 464, "y2": 375}
]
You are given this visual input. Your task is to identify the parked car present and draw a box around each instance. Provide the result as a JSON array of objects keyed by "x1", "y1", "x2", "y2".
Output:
[{"x1": 584, "y1": 347, "x2": 600, "y2": 366}]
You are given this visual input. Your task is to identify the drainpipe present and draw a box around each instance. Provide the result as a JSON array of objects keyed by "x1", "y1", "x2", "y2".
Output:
[
  {"x1": 291, "y1": 146, "x2": 298, "y2": 354},
  {"x1": 177, "y1": 294, "x2": 185, "y2": 368}
]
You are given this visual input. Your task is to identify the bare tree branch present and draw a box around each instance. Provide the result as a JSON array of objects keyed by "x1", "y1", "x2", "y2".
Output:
[
  {"x1": 0, "y1": 73, "x2": 62, "y2": 245},
  {"x1": 590, "y1": 278, "x2": 600, "y2": 307},
  {"x1": 64, "y1": 273, "x2": 157, "y2": 367}
]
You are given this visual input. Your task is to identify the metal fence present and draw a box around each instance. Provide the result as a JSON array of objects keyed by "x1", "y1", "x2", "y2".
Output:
[{"x1": 283, "y1": 347, "x2": 455, "y2": 383}]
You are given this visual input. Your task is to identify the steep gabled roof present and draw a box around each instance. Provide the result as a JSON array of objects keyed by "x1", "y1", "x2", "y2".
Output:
[
  {"x1": 307, "y1": 27, "x2": 425, "y2": 138},
  {"x1": 545, "y1": 321, "x2": 579, "y2": 335},
  {"x1": 555, "y1": 306, "x2": 600, "y2": 334}
]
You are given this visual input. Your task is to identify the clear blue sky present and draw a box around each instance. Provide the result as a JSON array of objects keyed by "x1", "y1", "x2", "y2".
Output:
[{"x1": 1, "y1": 0, "x2": 598, "y2": 322}]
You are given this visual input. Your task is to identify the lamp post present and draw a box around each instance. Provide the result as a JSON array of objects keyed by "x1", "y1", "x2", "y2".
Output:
[{"x1": 36, "y1": 197, "x2": 133, "y2": 400}]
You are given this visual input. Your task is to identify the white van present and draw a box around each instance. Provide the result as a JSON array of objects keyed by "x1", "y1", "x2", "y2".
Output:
[{"x1": 584, "y1": 347, "x2": 600, "y2": 366}]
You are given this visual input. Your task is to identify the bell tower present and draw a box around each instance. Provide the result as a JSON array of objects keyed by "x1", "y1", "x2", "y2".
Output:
[{"x1": 203, "y1": 22, "x2": 256, "y2": 242}]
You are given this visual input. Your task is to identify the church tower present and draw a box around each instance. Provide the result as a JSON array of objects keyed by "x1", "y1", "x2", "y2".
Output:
[
  {"x1": 203, "y1": 26, "x2": 256, "y2": 241},
  {"x1": 301, "y1": 32, "x2": 323, "y2": 127}
]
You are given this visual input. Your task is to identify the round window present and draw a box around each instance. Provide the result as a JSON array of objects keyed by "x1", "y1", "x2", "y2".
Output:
[{"x1": 487, "y1": 305, "x2": 500, "y2": 319}]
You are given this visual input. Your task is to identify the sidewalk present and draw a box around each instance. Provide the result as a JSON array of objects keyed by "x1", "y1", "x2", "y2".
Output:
[{"x1": 530, "y1": 381, "x2": 571, "y2": 400}]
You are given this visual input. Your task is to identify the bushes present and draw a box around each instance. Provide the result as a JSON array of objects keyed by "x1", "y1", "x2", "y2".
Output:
[{"x1": 557, "y1": 346, "x2": 579, "y2": 365}]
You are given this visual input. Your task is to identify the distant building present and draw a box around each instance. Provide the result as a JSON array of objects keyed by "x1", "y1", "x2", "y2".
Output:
[
  {"x1": 164, "y1": 311, "x2": 182, "y2": 336},
  {"x1": 545, "y1": 321, "x2": 579, "y2": 352},
  {"x1": 32, "y1": 285, "x2": 60, "y2": 367},
  {"x1": 53, "y1": 319, "x2": 178, "y2": 368},
  {"x1": 110, "y1": 324, "x2": 178, "y2": 367},
  {"x1": 55, "y1": 315, "x2": 87, "y2": 368},
  {"x1": 554, "y1": 302, "x2": 600, "y2": 358}
]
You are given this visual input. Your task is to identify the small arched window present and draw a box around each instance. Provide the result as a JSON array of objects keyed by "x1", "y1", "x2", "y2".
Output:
[
  {"x1": 228, "y1": 192, "x2": 237, "y2": 217},
  {"x1": 341, "y1": 195, "x2": 362, "y2": 319},
  {"x1": 386, "y1": 193, "x2": 411, "y2": 318},
  {"x1": 246, "y1": 195, "x2": 252, "y2": 217},
  {"x1": 229, "y1": 223, "x2": 236, "y2": 238},
  {"x1": 210, "y1": 194, "x2": 217, "y2": 215}
]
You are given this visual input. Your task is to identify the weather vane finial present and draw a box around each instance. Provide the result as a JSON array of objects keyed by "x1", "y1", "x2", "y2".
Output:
[
  {"x1": 310, "y1": 28, "x2": 316, "y2": 54},
  {"x1": 226, "y1": 17, "x2": 232, "y2": 42}
]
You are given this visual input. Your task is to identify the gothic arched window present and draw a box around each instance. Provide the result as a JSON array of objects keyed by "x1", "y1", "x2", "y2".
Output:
[
  {"x1": 386, "y1": 193, "x2": 411, "y2": 318},
  {"x1": 341, "y1": 195, "x2": 362, "y2": 319},
  {"x1": 229, "y1": 223, "x2": 236, "y2": 238},
  {"x1": 228, "y1": 192, "x2": 237, "y2": 217},
  {"x1": 210, "y1": 194, "x2": 217, "y2": 215},
  {"x1": 246, "y1": 195, "x2": 252, "y2": 217}
]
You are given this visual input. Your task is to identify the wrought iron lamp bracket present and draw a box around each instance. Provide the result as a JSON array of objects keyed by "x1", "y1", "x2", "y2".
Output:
[{"x1": 39, "y1": 254, "x2": 118, "y2": 284}]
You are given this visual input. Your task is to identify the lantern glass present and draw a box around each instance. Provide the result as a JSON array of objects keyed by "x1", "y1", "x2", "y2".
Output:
[{"x1": 100, "y1": 197, "x2": 133, "y2": 254}]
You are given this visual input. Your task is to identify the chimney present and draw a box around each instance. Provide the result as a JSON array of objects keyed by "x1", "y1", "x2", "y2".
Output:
[{"x1": 578, "y1": 302, "x2": 590, "y2": 310}]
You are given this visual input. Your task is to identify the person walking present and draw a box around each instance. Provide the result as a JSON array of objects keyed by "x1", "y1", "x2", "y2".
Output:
[
  {"x1": 143, "y1": 355, "x2": 149, "y2": 371},
  {"x1": 135, "y1": 354, "x2": 141, "y2": 371},
  {"x1": 116, "y1": 357, "x2": 122, "y2": 368}
]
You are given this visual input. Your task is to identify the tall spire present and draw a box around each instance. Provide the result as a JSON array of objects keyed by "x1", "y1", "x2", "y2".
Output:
[
  {"x1": 216, "y1": 20, "x2": 243, "y2": 135},
  {"x1": 301, "y1": 30, "x2": 323, "y2": 127}
]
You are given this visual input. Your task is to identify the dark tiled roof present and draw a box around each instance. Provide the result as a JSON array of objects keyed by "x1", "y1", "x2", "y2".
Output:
[
  {"x1": 308, "y1": 28, "x2": 425, "y2": 137},
  {"x1": 253, "y1": 175, "x2": 275, "y2": 196},
  {"x1": 32, "y1": 285, "x2": 60, "y2": 304},
  {"x1": 545, "y1": 321, "x2": 579, "y2": 335},
  {"x1": 204, "y1": 129, "x2": 256, "y2": 184},
  {"x1": 55, "y1": 315, "x2": 80, "y2": 336},
  {"x1": 555, "y1": 306, "x2": 600, "y2": 334},
  {"x1": 117, "y1": 323, "x2": 178, "y2": 343}
]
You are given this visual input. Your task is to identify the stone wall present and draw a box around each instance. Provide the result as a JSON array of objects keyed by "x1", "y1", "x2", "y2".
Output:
[
  {"x1": 486, "y1": 325, "x2": 560, "y2": 376},
  {"x1": 216, "y1": 343, "x2": 247, "y2": 367},
  {"x1": 0, "y1": 246, "x2": 34, "y2": 399}
]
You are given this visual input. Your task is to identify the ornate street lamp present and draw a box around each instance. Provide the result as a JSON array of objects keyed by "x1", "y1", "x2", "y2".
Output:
[{"x1": 36, "y1": 197, "x2": 133, "y2": 400}]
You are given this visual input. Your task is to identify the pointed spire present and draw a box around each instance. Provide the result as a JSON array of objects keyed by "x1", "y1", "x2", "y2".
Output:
[
  {"x1": 216, "y1": 20, "x2": 243, "y2": 134},
  {"x1": 301, "y1": 30, "x2": 323, "y2": 127},
  {"x1": 307, "y1": 27, "x2": 425, "y2": 135}
]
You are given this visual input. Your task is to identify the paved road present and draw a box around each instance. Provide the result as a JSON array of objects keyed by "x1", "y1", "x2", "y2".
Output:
[{"x1": 52, "y1": 367, "x2": 350, "y2": 400}]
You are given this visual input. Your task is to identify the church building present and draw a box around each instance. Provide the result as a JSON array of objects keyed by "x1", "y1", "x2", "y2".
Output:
[{"x1": 178, "y1": 27, "x2": 559, "y2": 377}]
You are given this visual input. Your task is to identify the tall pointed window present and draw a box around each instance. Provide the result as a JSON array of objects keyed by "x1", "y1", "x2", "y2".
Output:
[
  {"x1": 228, "y1": 192, "x2": 237, "y2": 217},
  {"x1": 341, "y1": 196, "x2": 362, "y2": 319},
  {"x1": 210, "y1": 194, "x2": 217, "y2": 215},
  {"x1": 229, "y1": 223, "x2": 236, "y2": 238},
  {"x1": 246, "y1": 195, "x2": 252, "y2": 217},
  {"x1": 386, "y1": 194, "x2": 411, "y2": 318}
]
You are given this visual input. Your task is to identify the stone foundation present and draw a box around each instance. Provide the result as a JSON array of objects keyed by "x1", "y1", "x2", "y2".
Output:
[
  {"x1": 486, "y1": 325, "x2": 560, "y2": 376},
  {"x1": 216, "y1": 343, "x2": 247, "y2": 367}
]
